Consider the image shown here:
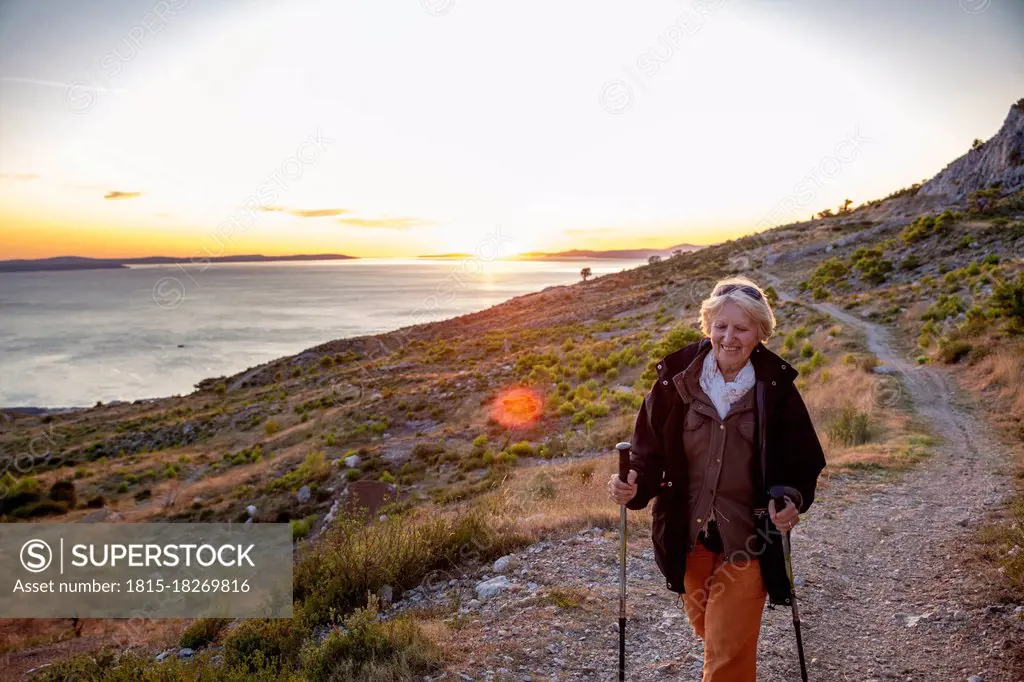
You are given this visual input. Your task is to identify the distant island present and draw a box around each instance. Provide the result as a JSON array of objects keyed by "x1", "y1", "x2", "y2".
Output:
[
  {"x1": 418, "y1": 243, "x2": 703, "y2": 260},
  {"x1": 0, "y1": 254, "x2": 358, "y2": 273},
  {"x1": 3, "y1": 244, "x2": 709, "y2": 272}
]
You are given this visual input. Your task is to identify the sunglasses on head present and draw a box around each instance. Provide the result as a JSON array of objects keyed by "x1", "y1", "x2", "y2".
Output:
[{"x1": 714, "y1": 283, "x2": 763, "y2": 301}]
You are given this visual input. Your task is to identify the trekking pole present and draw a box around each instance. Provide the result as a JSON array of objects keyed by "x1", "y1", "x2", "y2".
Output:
[
  {"x1": 615, "y1": 441, "x2": 631, "y2": 682},
  {"x1": 770, "y1": 485, "x2": 809, "y2": 682}
]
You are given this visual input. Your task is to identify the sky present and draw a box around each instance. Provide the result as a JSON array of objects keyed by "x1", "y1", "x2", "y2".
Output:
[{"x1": 0, "y1": 0, "x2": 1022, "y2": 260}]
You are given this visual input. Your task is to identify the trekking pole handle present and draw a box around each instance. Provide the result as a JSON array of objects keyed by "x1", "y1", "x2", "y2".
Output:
[
  {"x1": 769, "y1": 485, "x2": 790, "y2": 524},
  {"x1": 616, "y1": 442, "x2": 631, "y2": 483}
]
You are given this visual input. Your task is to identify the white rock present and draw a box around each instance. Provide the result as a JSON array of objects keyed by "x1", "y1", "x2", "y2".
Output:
[
  {"x1": 475, "y1": 575, "x2": 513, "y2": 599},
  {"x1": 493, "y1": 554, "x2": 518, "y2": 574},
  {"x1": 344, "y1": 454, "x2": 361, "y2": 468},
  {"x1": 246, "y1": 505, "x2": 257, "y2": 517},
  {"x1": 297, "y1": 486, "x2": 311, "y2": 504}
]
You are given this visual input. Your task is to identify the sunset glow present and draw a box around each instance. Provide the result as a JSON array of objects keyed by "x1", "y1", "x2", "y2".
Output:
[{"x1": 1, "y1": 0, "x2": 1021, "y2": 260}]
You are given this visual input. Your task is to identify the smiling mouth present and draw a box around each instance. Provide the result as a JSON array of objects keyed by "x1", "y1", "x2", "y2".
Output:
[{"x1": 722, "y1": 346, "x2": 741, "y2": 352}]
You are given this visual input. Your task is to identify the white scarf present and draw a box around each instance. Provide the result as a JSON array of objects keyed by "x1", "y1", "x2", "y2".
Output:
[{"x1": 699, "y1": 346, "x2": 755, "y2": 420}]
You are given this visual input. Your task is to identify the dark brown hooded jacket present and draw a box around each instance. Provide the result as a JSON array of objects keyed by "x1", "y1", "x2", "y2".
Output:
[{"x1": 626, "y1": 337, "x2": 827, "y2": 607}]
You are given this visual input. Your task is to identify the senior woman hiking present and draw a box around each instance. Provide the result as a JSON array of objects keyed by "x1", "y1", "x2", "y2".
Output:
[{"x1": 607, "y1": 276, "x2": 827, "y2": 681}]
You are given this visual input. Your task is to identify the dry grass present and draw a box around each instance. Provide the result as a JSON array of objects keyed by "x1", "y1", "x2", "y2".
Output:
[
  {"x1": 963, "y1": 342, "x2": 1024, "y2": 427},
  {"x1": 0, "y1": 617, "x2": 190, "y2": 681},
  {"x1": 956, "y1": 339, "x2": 1024, "y2": 608}
]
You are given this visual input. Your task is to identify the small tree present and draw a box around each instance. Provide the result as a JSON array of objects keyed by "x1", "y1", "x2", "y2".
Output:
[
  {"x1": 971, "y1": 138, "x2": 984, "y2": 152},
  {"x1": 580, "y1": 267, "x2": 592, "y2": 282},
  {"x1": 816, "y1": 208, "x2": 834, "y2": 219},
  {"x1": 647, "y1": 255, "x2": 662, "y2": 265},
  {"x1": 839, "y1": 198, "x2": 853, "y2": 214}
]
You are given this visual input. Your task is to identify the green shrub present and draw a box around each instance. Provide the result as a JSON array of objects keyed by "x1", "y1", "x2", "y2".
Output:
[
  {"x1": 857, "y1": 355, "x2": 880, "y2": 373},
  {"x1": 799, "y1": 341, "x2": 814, "y2": 358},
  {"x1": 299, "y1": 595, "x2": 443, "y2": 682},
  {"x1": 989, "y1": 274, "x2": 1024, "y2": 328},
  {"x1": 900, "y1": 215, "x2": 937, "y2": 244},
  {"x1": 921, "y1": 294, "x2": 966, "y2": 321},
  {"x1": 411, "y1": 442, "x2": 445, "y2": 462},
  {"x1": 797, "y1": 350, "x2": 827, "y2": 373},
  {"x1": 294, "y1": 506, "x2": 525, "y2": 628},
  {"x1": 291, "y1": 514, "x2": 319, "y2": 541},
  {"x1": 508, "y1": 441, "x2": 534, "y2": 457},
  {"x1": 827, "y1": 407, "x2": 871, "y2": 446},
  {"x1": 900, "y1": 254, "x2": 921, "y2": 270},
  {"x1": 180, "y1": 618, "x2": 232, "y2": 650},
  {"x1": 223, "y1": 618, "x2": 307, "y2": 672},
  {"x1": 803, "y1": 258, "x2": 849, "y2": 291},
  {"x1": 851, "y1": 246, "x2": 893, "y2": 284},
  {"x1": 265, "y1": 419, "x2": 281, "y2": 436},
  {"x1": 939, "y1": 339, "x2": 972, "y2": 364}
]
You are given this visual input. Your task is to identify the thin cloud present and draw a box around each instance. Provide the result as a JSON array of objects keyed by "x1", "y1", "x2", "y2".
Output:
[
  {"x1": 289, "y1": 208, "x2": 349, "y2": 218},
  {"x1": 0, "y1": 173, "x2": 39, "y2": 182},
  {"x1": 256, "y1": 205, "x2": 350, "y2": 217},
  {"x1": 104, "y1": 191, "x2": 141, "y2": 200},
  {"x1": 338, "y1": 216, "x2": 434, "y2": 229}
]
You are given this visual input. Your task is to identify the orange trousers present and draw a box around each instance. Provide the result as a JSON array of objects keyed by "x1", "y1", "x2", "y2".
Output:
[{"x1": 679, "y1": 540, "x2": 767, "y2": 682}]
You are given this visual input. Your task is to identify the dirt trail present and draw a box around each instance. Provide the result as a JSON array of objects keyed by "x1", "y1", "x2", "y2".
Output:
[{"x1": 413, "y1": 281, "x2": 1022, "y2": 681}]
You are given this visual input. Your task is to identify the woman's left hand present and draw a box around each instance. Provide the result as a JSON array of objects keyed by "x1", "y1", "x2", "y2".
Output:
[{"x1": 769, "y1": 496, "x2": 800, "y2": 532}]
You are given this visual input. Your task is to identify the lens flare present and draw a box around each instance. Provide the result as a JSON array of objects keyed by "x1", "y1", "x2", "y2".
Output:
[{"x1": 490, "y1": 386, "x2": 544, "y2": 429}]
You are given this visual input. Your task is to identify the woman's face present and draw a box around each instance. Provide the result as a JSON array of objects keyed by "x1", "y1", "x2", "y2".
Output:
[{"x1": 710, "y1": 301, "x2": 759, "y2": 370}]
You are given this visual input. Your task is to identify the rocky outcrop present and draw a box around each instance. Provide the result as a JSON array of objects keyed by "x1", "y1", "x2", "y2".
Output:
[{"x1": 919, "y1": 99, "x2": 1024, "y2": 202}]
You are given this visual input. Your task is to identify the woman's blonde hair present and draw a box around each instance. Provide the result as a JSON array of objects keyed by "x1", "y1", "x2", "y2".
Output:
[{"x1": 698, "y1": 276, "x2": 777, "y2": 342}]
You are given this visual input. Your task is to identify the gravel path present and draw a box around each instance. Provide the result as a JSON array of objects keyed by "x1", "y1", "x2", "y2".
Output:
[{"x1": 395, "y1": 285, "x2": 1022, "y2": 681}]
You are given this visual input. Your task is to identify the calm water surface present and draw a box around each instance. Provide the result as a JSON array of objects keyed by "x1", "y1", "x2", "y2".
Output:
[{"x1": 0, "y1": 258, "x2": 644, "y2": 407}]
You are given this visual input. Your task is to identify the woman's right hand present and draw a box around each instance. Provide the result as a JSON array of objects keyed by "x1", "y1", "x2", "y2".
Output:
[{"x1": 607, "y1": 469, "x2": 638, "y2": 505}]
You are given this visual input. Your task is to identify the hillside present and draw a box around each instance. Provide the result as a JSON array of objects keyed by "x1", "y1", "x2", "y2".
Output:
[{"x1": 2, "y1": 98, "x2": 1023, "y2": 680}]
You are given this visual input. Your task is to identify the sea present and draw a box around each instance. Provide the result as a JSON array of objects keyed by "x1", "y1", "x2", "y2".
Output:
[{"x1": 0, "y1": 258, "x2": 645, "y2": 408}]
